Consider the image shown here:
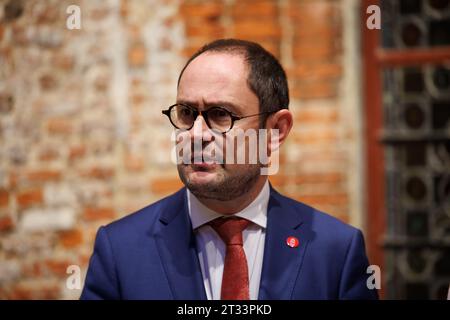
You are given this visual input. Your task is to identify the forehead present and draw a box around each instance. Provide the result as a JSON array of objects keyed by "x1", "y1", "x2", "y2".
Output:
[
  {"x1": 177, "y1": 52, "x2": 258, "y2": 111},
  {"x1": 181, "y1": 52, "x2": 247, "y2": 84}
]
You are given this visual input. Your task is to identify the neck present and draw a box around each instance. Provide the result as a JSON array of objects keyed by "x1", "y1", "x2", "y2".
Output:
[{"x1": 197, "y1": 176, "x2": 267, "y2": 215}]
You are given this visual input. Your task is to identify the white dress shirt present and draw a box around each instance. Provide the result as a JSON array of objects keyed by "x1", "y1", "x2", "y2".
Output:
[{"x1": 187, "y1": 180, "x2": 270, "y2": 300}]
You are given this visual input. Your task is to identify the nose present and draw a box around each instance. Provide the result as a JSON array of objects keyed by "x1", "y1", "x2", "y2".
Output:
[{"x1": 191, "y1": 114, "x2": 214, "y2": 142}]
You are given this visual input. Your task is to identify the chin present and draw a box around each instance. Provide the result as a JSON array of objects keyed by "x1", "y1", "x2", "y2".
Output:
[
  {"x1": 178, "y1": 164, "x2": 225, "y2": 191},
  {"x1": 189, "y1": 170, "x2": 217, "y2": 183}
]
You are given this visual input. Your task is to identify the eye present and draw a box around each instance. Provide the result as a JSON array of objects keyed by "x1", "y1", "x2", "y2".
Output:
[
  {"x1": 177, "y1": 105, "x2": 194, "y2": 118},
  {"x1": 209, "y1": 108, "x2": 229, "y2": 119},
  {"x1": 181, "y1": 107, "x2": 192, "y2": 115}
]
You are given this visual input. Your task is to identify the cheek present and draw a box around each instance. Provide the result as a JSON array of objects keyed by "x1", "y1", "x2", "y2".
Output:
[
  {"x1": 223, "y1": 131, "x2": 260, "y2": 164},
  {"x1": 174, "y1": 131, "x2": 191, "y2": 161},
  {"x1": 175, "y1": 130, "x2": 191, "y2": 142}
]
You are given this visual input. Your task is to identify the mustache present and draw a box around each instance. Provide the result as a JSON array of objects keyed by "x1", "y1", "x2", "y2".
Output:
[
  {"x1": 188, "y1": 141, "x2": 224, "y2": 163},
  {"x1": 190, "y1": 152, "x2": 223, "y2": 164}
]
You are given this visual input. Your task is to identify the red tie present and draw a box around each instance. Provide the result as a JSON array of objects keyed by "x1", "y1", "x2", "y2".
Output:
[{"x1": 209, "y1": 217, "x2": 251, "y2": 300}]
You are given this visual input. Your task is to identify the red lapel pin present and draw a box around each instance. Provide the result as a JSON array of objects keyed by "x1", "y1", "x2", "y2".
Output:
[{"x1": 286, "y1": 236, "x2": 299, "y2": 248}]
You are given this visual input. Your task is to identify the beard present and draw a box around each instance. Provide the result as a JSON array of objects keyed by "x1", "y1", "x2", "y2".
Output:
[{"x1": 177, "y1": 163, "x2": 261, "y2": 201}]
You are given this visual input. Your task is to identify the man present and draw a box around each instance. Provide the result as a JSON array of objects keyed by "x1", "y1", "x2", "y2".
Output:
[{"x1": 80, "y1": 39, "x2": 378, "y2": 300}]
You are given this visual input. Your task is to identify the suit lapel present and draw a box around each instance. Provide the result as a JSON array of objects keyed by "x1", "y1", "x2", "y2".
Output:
[
  {"x1": 154, "y1": 185, "x2": 312, "y2": 300},
  {"x1": 154, "y1": 188, "x2": 207, "y2": 300},
  {"x1": 258, "y1": 187, "x2": 312, "y2": 299}
]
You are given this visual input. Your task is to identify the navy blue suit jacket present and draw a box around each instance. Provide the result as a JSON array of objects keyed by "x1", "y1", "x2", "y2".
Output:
[{"x1": 80, "y1": 186, "x2": 378, "y2": 300}]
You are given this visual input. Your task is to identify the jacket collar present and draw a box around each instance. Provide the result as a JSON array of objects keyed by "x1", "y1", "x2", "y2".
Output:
[{"x1": 155, "y1": 184, "x2": 311, "y2": 300}]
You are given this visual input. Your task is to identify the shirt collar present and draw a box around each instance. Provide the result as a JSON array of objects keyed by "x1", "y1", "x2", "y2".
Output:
[{"x1": 187, "y1": 180, "x2": 270, "y2": 230}]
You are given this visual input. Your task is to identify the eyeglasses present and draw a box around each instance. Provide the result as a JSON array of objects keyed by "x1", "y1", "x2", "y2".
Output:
[{"x1": 162, "y1": 103, "x2": 274, "y2": 133}]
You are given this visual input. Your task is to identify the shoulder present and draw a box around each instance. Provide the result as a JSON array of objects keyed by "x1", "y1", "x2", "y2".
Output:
[
  {"x1": 272, "y1": 188, "x2": 361, "y2": 244},
  {"x1": 272, "y1": 188, "x2": 371, "y2": 275},
  {"x1": 100, "y1": 188, "x2": 186, "y2": 240}
]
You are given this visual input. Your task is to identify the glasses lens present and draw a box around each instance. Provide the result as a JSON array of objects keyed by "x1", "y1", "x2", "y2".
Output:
[
  {"x1": 207, "y1": 107, "x2": 232, "y2": 132},
  {"x1": 171, "y1": 104, "x2": 195, "y2": 129}
]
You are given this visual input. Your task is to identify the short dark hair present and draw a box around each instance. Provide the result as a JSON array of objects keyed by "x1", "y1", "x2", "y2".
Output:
[{"x1": 177, "y1": 39, "x2": 289, "y2": 125}]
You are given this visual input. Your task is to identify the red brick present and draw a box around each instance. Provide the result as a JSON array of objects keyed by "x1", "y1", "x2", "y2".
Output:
[
  {"x1": 69, "y1": 145, "x2": 86, "y2": 161},
  {"x1": 234, "y1": 20, "x2": 281, "y2": 39},
  {"x1": 289, "y1": 3, "x2": 341, "y2": 45},
  {"x1": 38, "y1": 147, "x2": 60, "y2": 162},
  {"x1": 292, "y1": 129, "x2": 338, "y2": 145},
  {"x1": 79, "y1": 253, "x2": 91, "y2": 267},
  {"x1": 268, "y1": 174, "x2": 288, "y2": 188},
  {"x1": 130, "y1": 77, "x2": 143, "y2": 88},
  {"x1": 293, "y1": 150, "x2": 346, "y2": 164},
  {"x1": 35, "y1": 6, "x2": 59, "y2": 24},
  {"x1": 294, "y1": 108, "x2": 339, "y2": 124},
  {"x1": 17, "y1": 188, "x2": 44, "y2": 208},
  {"x1": 0, "y1": 215, "x2": 14, "y2": 231},
  {"x1": 90, "y1": 7, "x2": 110, "y2": 20},
  {"x1": 232, "y1": 1, "x2": 277, "y2": 18},
  {"x1": 293, "y1": 41, "x2": 341, "y2": 60},
  {"x1": 128, "y1": 43, "x2": 146, "y2": 67},
  {"x1": 278, "y1": 149, "x2": 287, "y2": 165},
  {"x1": 44, "y1": 259, "x2": 72, "y2": 277},
  {"x1": 10, "y1": 283, "x2": 61, "y2": 300},
  {"x1": 294, "y1": 25, "x2": 341, "y2": 41},
  {"x1": 94, "y1": 74, "x2": 108, "y2": 92},
  {"x1": 180, "y1": 2, "x2": 223, "y2": 19},
  {"x1": 270, "y1": 172, "x2": 344, "y2": 189},
  {"x1": 9, "y1": 286, "x2": 33, "y2": 300},
  {"x1": 120, "y1": 0, "x2": 129, "y2": 18},
  {"x1": 39, "y1": 74, "x2": 57, "y2": 91},
  {"x1": 289, "y1": 62, "x2": 342, "y2": 80},
  {"x1": 289, "y1": 2, "x2": 340, "y2": 25},
  {"x1": 131, "y1": 94, "x2": 147, "y2": 106},
  {"x1": 124, "y1": 154, "x2": 145, "y2": 172},
  {"x1": 46, "y1": 117, "x2": 73, "y2": 135},
  {"x1": 293, "y1": 172, "x2": 343, "y2": 184},
  {"x1": 83, "y1": 207, "x2": 116, "y2": 221},
  {"x1": 11, "y1": 25, "x2": 28, "y2": 46},
  {"x1": 59, "y1": 228, "x2": 84, "y2": 248},
  {"x1": 0, "y1": 189, "x2": 9, "y2": 207},
  {"x1": 291, "y1": 81, "x2": 337, "y2": 99},
  {"x1": 186, "y1": 23, "x2": 224, "y2": 38},
  {"x1": 257, "y1": 40, "x2": 280, "y2": 58},
  {"x1": 182, "y1": 44, "x2": 202, "y2": 57},
  {"x1": 38, "y1": 285, "x2": 62, "y2": 300},
  {"x1": 86, "y1": 227, "x2": 100, "y2": 246},
  {"x1": 22, "y1": 262, "x2": 43, "y2": 278},
  {"x1": 9, "y1": 172, "x2": 18, "y2": 189},
  {"x1": 150, "y1": 177, "x2": 183, "y2": 195},
  {"x1": 26, "y1": 169, "x2": 61, "y2": 182},
  {"x1": 82, "y1": 167, "x2": 115, "y2": 180},
  {"x1": 54, "y1": 54, "x2": 75, "y2": 71}
]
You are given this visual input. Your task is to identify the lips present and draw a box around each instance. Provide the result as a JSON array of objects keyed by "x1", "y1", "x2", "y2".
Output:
[
  {"x1": 188, "y1": 153, "x2": 220, "y2": 172},
  {"x1": 190, "y1": 163, "x2": 217, "y2": 172}
]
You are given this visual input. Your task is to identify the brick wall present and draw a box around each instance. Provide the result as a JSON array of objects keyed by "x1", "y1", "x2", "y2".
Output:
[{"x1": 0, "y1": 0, "x2": 363, "y2": 299}]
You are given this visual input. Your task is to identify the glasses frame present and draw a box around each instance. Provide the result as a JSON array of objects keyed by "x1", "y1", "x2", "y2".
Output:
[{"x1": 162, "y1": 103, "x2": 275, "y2": 133}]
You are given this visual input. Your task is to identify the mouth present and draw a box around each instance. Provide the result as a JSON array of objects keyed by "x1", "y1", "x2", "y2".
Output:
[
  {"x1": 190, "y1": 162, "x2": 218, "y2": 171},
  {"x1": 185, "y1": 160, "x2": 219, "y2": 182},
  {"x1": 187, "y1": 154, "x2": 221, "y2": 173}
]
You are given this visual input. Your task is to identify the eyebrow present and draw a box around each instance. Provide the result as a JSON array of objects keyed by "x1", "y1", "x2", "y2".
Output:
[{"x1": 176, "y1": 99, "x2": 242, "y2": 114}]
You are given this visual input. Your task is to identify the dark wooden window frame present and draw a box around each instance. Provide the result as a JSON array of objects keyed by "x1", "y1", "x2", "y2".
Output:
[{"x1": 361, "y1": 0, "x2": 450, "y2": 298}]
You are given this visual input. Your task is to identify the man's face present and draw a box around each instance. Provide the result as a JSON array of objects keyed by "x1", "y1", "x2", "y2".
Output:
[{"x1": 176, "y1": 52, "x2": 263, "y2": 201}]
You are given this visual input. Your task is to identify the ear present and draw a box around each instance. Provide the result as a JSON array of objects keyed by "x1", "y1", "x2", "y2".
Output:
[{"x1": 266, "y1": 109, "x2": 293, "y2": 150}]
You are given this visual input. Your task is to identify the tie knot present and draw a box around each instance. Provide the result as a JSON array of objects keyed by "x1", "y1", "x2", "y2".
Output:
[{"x1": 209, "y1": 217, "x2": 250, "y2": 246}]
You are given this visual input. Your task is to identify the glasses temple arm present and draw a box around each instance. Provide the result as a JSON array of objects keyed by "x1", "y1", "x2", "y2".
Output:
[{"x1": 236, "y1": 111, "x2": 276, "y2": 119}]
